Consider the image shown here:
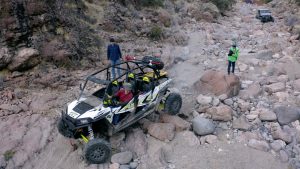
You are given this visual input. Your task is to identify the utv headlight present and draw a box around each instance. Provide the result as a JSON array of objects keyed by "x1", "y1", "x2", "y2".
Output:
[{"x1": 76, "y1": 118, "x2": 92, "y2": 125}]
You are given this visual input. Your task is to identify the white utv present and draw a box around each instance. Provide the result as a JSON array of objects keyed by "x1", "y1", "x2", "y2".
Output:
[{"x1": 57, "y1": 57, "x2": 182, "y2": 164}]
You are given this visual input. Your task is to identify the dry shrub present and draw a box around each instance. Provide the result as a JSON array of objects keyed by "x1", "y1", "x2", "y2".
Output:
[{"x1": 211, "y1": 0, "x2": 236, "y2": 13}]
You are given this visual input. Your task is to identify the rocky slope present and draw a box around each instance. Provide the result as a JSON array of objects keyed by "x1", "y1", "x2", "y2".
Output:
[{"x1": 1, "y1": 0, "x2": 300, "y2": 169}]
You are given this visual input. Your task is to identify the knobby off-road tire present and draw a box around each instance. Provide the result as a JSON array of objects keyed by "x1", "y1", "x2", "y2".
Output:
[
  {"x1": 57, "y1": 118, "x2": 75, "y2": 138},
  {"x1": 84, "y1": 139, "x2": 111, "y2": 164},
  {"x1": 165, "y1": 93, "x2": 182, "y2": 115}
]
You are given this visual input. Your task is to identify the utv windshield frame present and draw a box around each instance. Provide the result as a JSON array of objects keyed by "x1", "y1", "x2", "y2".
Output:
[{"x1": 78, "y1": 60, "x2": 163, "y2": 100}]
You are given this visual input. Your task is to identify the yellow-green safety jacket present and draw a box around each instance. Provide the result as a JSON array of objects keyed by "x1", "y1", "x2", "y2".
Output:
[{"x1": 228, "y1": 47, "x2": 239, "y2": 62}]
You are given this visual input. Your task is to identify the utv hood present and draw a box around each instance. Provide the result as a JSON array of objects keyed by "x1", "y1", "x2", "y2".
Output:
[{"x1": 67, "y1": 96, "x2": 103, "y2": 119}]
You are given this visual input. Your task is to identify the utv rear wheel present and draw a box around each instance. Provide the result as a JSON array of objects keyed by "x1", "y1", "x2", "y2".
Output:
[
  {"x1": 165, "y1": 93, "x2": 182, "y2": 115},
  {"x1": 84, "y1": 139, "x2": 111, "y2": 164},
  {"x1": 57, "y1": 118, "x2": 74, "y2": 138}
]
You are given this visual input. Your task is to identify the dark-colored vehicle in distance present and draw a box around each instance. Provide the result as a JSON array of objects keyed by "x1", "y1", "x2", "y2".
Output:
[{"x1": 256, "y1": 9, "x2": 274, "y2": 23}]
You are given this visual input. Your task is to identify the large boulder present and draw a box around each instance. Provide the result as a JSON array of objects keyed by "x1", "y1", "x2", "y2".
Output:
[
  {"x1": 206, "y1": 105, "x2": 233, "y2": 121},
  {"x1": 274, "y1": 106, "x2": 300, "y2": 125},
  {"x1": 0, "y1": 47, "x2": 12, "y2": 69},
  {"x1": 125, "y1": 128, "x2": 147, "y2": 157},
  {"x1": 110, "y1": 132, "x2": 126, "y2": 149},
  {"x1": 7, "y1": 48, "x2": 40, "y2": 71},
  {"x1": 265, "y1": 82, "x2": 286, "y2": 94},
  {"x1": 192, "y1": 116, "x2": 215, "y2": 136},
  {"x1": 194, "y1": 70, "x2": 240, "y2": 97},
  {"x1": 147, "y1": 123, "x2": 175, "y2": 141},
  {"x1": 239, "y1": 83, "x2": 262, "y2": 100},
  {"x1": 160, "y1": 114, "x2": 190, "y2": 131}
]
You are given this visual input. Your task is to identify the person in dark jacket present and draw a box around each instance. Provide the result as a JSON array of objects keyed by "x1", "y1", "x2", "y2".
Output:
[{"x1": 107, "y1": 37, "x2": 122, "y2": 79}]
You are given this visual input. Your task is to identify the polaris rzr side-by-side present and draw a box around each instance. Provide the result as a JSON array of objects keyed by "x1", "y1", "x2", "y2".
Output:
[{"x1": 57, "y1": 56, "x2": 182, "y2": 164}]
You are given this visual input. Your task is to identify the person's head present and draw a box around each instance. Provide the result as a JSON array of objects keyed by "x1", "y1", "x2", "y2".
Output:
[
  {"x1": 110, "y1": 37, "x2": 115, "y2": 43},
  {"x1": 123, "y1": 82, "x2": 132, "y2": 93},
  {"x1": 128, "y1": 73, "x2": 135, "y2": 80},
  {"x1": 128, "y1": 73, "x2": 134, "y2": 79},
  {"x1": 143, "y1": 76, "x2": 150, "y2": 84},
  {"x1": 112, "y1": 80, "x2": 118, "y2": 86}
]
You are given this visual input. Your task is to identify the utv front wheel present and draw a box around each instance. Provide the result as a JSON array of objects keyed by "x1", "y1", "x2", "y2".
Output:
[
  {"x1": 165, "y1": 93, "x2": 182, "y2": 115},
  {"x1": 57, "y1": 118, "x2": 74, "y2": 138},
  {"x1": 84, "y1": 139, "x2": 111, "y2": 164}
]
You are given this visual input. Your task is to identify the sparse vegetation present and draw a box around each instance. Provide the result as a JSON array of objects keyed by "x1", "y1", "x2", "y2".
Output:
[
  {"x1": 140, "y1": 0, "x2": 164, "y2": 7},
  {"x1": 264, "y1": 0, "x2": 273, "y2": 3},
  {"x1": 4, "y1": 150, "x2": 15, "y2": 161},
  {"x1": 295, "y1": 0, "x2": 300, "y2": 5},
  {"x1": 149, "y1": 26, "x2": 163, "y2": 41},
  {"x1": 211, "y1": 0, "x2": 236, "y2": 13}
]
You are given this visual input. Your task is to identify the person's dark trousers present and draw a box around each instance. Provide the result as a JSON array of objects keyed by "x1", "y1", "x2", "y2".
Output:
[{"x1": 228, "y1": 61, "x2": 236, "y2": 75}]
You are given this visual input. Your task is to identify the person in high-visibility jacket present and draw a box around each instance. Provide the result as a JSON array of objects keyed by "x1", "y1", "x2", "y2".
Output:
[{"x1": 227, "y1": 44, "x2": 239, "y2": 75}]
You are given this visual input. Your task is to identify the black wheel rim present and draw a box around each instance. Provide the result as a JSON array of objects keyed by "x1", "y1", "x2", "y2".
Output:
[
  {"x1": 172, "y1": 100, "x2": 180, "y2": 112},
  {"x1": 90, "y1": 146, "x2": 106, "y2": 161}
]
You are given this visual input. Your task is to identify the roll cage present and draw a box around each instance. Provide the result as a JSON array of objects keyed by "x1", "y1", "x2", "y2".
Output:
[{"x1": 79, "y1": 59, "x2": 166, "y2": 100}]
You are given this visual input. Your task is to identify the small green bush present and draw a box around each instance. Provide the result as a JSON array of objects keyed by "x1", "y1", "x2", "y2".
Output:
[
  {"x1": 140, "y1": 0, "x2": 164, "y2": 7},
  {"x1": 149, "y1": 26, "x2": 163, "y2": 40},
  {"x1": 264, "y1": 0, "x2": 273, "y2": 3},
  {"x1": 4, "y1": 150, "x2": 15, "y2": 161},
  {"x1": 296, "y1": 0, "x2": 300, "y2": 5},
  {"x1": 211, "y1": 0, "x2": 236, "y2": 13}
]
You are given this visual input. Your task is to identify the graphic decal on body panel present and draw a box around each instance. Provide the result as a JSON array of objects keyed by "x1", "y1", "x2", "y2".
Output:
[
  {"x1": 138, "y1": 91, "x2": 152, "y2": 106},
  {"x1": 152, "y1": 79, "x2": 172, "y2": 99},
  {"x1": 106, "y1": 107, "x2": 121, "y2": 123}
]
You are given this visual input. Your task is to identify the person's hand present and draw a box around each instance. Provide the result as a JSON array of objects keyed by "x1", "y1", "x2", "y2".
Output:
[
  {"x1": 106, "y1": 94, "x2": 112, "y2": 99},
  {"x1": 106, "y1": 60, "x2": 111, "y2": 66}
]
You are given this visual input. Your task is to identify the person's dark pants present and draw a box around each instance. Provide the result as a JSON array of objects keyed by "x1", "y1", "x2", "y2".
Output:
[
  {"x1": 228, "y1": 61, "x2": 236, "y2": 75},
  {"x1": 112, "y1": 114, "x2": 120, "y2": 125}
]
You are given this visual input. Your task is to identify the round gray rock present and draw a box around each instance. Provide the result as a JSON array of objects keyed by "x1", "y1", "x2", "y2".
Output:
[
  {"x1": 274, "y1": 106, "x2": 300, "y2": 125},
  {"x1": 111, "y1": 151, "x2": 133, "y2": 165},
  {"x1": 120, "y1": 165, "x2": 130, "y2": 169},
  {"x1": 270, "y1": 140, "x2": 286, "y2": 152},
  {"x1": 192, "y1": 116, "x2": 215, "y2": 136},
  {"x1": 224, "y1": 99, "x2": 234, "y2": 106},
  {"x1": 258, "y1": 109, "x2": 277, "y2": 121},
  {"x1": 129, "y1": 162, "x2": 139, "y2": 169}
]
